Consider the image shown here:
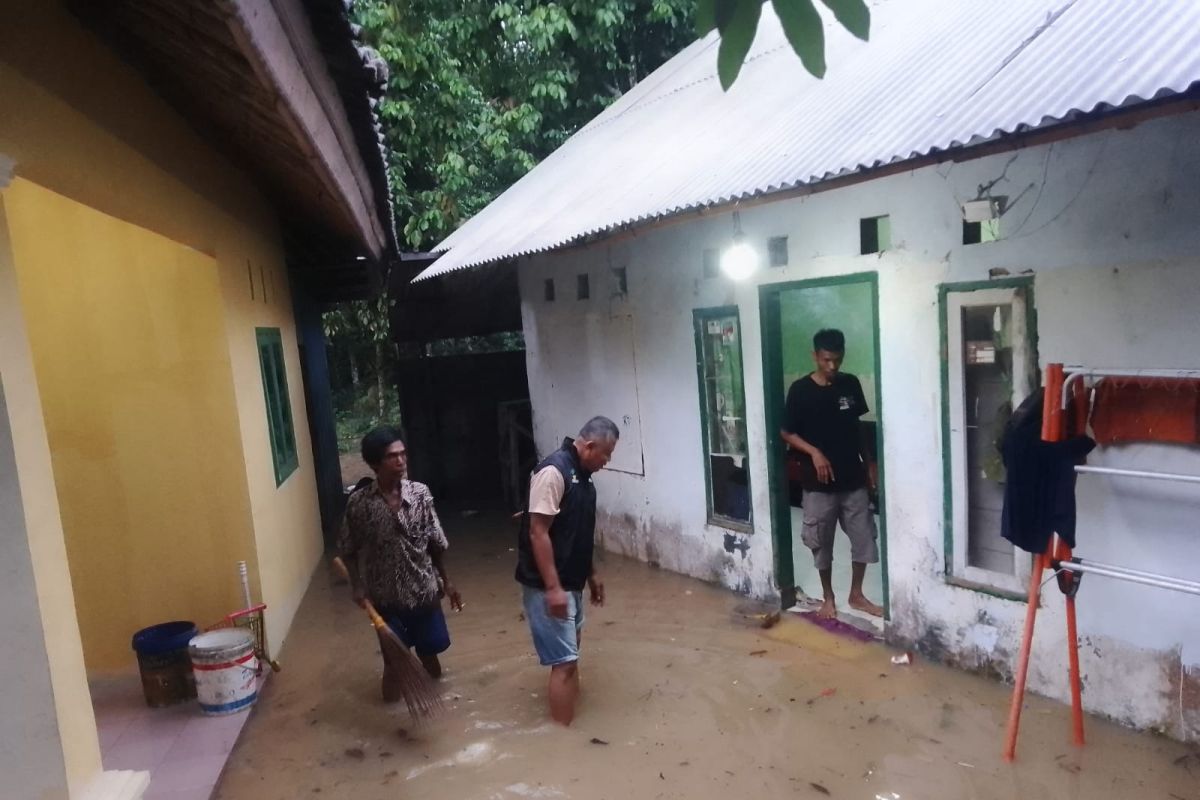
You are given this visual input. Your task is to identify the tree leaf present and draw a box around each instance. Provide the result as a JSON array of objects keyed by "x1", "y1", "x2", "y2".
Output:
[
  {"x1": 697, "y1": 0, "x2": 742, "y2": 36},
  {"x1": 771, "y1": 0, "x2": 825, "y2": 78},
  {"x1": 820, "y1": 0, "x2": 870, "y2": 41},
  {"x1": 696, "y1": 0, "x2": 717, "y2": 35},
  {"x1": 717, "y1": 0, "x2": 763, "y2": 89}
]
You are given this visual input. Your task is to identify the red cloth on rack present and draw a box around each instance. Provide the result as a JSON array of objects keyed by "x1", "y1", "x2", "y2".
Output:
[{"x1": 1090, "y1": 377, "x2": 1200, "y2": 446}]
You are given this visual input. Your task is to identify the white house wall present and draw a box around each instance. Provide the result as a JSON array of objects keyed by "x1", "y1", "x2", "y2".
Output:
[{"x1": 518, "y1": 110, "x2": 1200, "y2": 741}]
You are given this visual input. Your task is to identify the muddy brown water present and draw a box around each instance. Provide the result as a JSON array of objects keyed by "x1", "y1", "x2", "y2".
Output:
[{"x1": 214, "y1": 514, "x2": 1198, "y2": 800}]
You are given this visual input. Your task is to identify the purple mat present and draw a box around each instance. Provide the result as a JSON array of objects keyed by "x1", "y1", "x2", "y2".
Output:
[{"x1": 796, "y1": 611, "x2": 878, "y2": 642}]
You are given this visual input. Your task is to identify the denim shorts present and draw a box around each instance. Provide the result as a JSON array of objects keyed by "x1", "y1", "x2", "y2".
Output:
[
  {"x1": 378, "y1": 604, "x2": 451, "y2": 656},
  {"x1": 522, "y1": 585, "x2": 584, "y2": 666}
]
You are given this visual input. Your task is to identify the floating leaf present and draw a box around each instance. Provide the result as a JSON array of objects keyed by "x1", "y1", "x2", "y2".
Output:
[
  {"x1": 772, "y1": 0, "x2": 825, "y2": 78},
  {"x1": 717, "y1": 0, "x2": 764, "y2": 90},
  {"x1": 821, "y1": 0, "x2": 871, "y2": 41},
  {"x1": 696, "y1": 0, "x2": 717, "y2": 34}
]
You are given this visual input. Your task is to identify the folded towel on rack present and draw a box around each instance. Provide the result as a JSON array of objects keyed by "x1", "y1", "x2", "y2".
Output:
[
  {"x1": 1001, "y1": 388, "x2": 1096, "y2": 554},
  {"x1": 1091, "y1": 377, "x2": 1200, "y2": 446}
]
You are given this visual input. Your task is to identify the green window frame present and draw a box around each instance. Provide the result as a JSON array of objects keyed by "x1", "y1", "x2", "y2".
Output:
[
  {"x1": 693, "y1": 307, "x2": 752, "y2": 531},
  {"x1": 256, "y1": 327, "x2": 298, "y2": 486}
]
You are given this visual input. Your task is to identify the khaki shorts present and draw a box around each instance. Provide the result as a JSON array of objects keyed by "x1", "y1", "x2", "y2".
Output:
[{"x1": 800, "y1": 488, "x2": 879, "y2": 571}]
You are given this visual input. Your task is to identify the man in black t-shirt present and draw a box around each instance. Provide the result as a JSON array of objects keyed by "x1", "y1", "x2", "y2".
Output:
[{"x1": 780, "y1": 329, "x2": 882, "y2": 619}]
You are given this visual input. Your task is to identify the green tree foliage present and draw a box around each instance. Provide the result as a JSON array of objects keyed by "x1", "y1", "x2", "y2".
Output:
[{"x1": 353, "y1": 0, "x2": 696, "y2": 251}]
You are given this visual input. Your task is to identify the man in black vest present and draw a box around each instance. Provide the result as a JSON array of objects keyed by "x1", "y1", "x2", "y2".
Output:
[{"x1": 516, "y1": 416, "x2": 619, "y2": 725}]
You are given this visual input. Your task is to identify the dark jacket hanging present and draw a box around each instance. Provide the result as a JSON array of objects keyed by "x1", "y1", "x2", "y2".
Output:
[{"x1": 1000, "y1": 388, "x2": 1096, "y2": 554}]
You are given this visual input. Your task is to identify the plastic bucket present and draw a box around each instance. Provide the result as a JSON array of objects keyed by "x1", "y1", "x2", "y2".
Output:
[
  {"x1": 188, "y1": 628, "x2": 258, "y2": 716},
  {"x1": 131, "y1": 621, "x2": 199, "y2": 707}
]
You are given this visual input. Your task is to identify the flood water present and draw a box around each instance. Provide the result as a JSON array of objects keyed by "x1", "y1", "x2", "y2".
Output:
[{"x1": 214, "y1": 514, "x2": 1198, "y2": 800}]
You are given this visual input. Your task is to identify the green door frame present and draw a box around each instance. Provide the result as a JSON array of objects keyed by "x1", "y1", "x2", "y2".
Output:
[{"x1": 758, "y1": 272, "x2": 889, "y2": 617}]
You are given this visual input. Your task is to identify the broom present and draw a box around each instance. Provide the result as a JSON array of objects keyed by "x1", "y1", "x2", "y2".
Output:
[{"x1": 331, "y1": 556, "x2": 443, "y2": 718}]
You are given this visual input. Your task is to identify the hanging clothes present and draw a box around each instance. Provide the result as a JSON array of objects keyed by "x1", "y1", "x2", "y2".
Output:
[
  {"x1": 1000, "y1": 388, "x2": 1096, "y2": 554},
  {"x1": 1090, "y1": 377, "x2": 1200, "y2": 446}
]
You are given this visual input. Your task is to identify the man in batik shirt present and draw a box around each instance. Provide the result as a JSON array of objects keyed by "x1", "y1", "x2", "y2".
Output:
[{"x1": 339, "y1": 427, "x2": 463, "y2": 697}]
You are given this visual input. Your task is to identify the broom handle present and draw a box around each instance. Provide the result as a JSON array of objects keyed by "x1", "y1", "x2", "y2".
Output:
[
  {"x1": 238, "y1": 560, "x2": 252, "y2": 608},
  {"x1": 331, "y1": 556, "x2": 386, "y2": 626}
]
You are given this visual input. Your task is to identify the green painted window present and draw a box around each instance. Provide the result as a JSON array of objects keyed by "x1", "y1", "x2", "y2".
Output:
[
  {"x1": 256, "y1": 327, "x2": 298, "y2": 486},
  {"x1": 694, "y1": 309, "x2": 751, "y2": 528}
]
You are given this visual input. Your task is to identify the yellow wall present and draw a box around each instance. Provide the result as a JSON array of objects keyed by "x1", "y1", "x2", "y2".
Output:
[
  {"x1": 7, "y1": 179, "x2": 256, "y2": 670},
  {"x1": 0, "y1": 0, "x2": 325, "y2": 676},
  {"x1": 0, "y1": 193, "x2": 100, "y2": 798}
]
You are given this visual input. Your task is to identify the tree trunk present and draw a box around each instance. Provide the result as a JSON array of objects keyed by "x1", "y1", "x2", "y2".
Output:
[
  {"x1": 375, "y1": 341, "x2": 387, "y2": 419},
  {"x1": 349, "y1": 346, "x2": 360, "y2": 386}
]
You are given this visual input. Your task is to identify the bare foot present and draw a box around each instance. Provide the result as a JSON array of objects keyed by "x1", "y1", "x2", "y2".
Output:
[
  {"x1": 848, "y1": 594, "x2": 884, "y2": 618},
  {"x1": 817, "y1": 598, "x2": 837, "y2": 619}
]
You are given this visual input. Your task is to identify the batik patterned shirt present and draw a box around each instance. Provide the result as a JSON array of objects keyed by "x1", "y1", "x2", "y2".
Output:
[{"x1": 337, "y1": 480, "x2": 448, "y2": 610}]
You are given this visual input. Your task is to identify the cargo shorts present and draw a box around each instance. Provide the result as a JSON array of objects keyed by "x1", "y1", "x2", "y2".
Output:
[{"x1": 800, "y1": 487, "x2": 879, "y2": 570}]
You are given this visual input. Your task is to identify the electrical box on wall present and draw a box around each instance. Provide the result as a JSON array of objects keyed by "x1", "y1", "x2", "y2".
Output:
[{"x1": 962, "y1": 199, "x2": 1000, "y2": 223}]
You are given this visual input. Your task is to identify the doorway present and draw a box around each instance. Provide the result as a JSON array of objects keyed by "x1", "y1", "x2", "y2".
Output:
[{"x1": 760, "y1": 274, "x2": 888, "y2": 619}]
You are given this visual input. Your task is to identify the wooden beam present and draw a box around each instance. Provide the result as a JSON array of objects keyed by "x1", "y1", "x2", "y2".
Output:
[{"x1": 223, "y1": 0, "x2": 387, "y2": 260}]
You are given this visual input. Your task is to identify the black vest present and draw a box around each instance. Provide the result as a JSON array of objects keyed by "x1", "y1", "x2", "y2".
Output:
[{"x1": 515, "y1": 439, "x2": 597, "y2": 592}]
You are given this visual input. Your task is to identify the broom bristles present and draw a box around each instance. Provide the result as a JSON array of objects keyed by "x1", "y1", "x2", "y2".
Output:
[
  {"x1": 331, "y1": 556, "x2": 444, "y2": 718},
  {"x1": 376, "y1": 621, "x2": 444, "y2": 719}
]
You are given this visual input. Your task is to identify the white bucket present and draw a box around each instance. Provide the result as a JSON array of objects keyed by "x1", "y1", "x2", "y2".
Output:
[{"x1": 188, "y1": 628, "x2": 258, "y2": 716}]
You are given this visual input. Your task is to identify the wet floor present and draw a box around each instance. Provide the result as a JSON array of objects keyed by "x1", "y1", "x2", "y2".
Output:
[{"x1": 214, "y1": 513, "x2": 1199, "y2": 800}]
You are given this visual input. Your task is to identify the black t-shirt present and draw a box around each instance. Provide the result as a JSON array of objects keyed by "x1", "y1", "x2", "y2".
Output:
[{"x1": 783, "y1": 373, "x2": 869, "y2": 493}]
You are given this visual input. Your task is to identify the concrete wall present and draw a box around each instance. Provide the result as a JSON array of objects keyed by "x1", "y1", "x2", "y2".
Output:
[
  {"x1": 0, "y1": 1, "x2": 324, "y2": 670},
  {"x1": 7, "y1": 178, "x2": 257, "y2": 671},
  {"x1": 519, "y1": 110, "x2": 1200, "y2": 740},
  {"x1": 0, "y1": 191, "x2": 100, "y2": 799},
  {"x1": 0, "y1": 362, "x2": 70, "y2": 800}
]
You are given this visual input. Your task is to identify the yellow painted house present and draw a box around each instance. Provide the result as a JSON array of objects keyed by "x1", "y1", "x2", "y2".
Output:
[{"x1": 0, "y1": 1, "x2": 395, "y2": 797}]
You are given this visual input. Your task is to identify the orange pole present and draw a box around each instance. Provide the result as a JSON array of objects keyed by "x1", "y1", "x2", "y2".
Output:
[
  {"x1": 1065, "y1": 595, "x2": 1085, "y2": 745},
  {"x1": 1042, "y1": 363, "x2": 1064, "y2": 443},
  {"x1": 1053, "y1": 537, "x2": 1086, "y2": 746},
  {"x1": 1003, "y1": 544, "x2": 1050, "y2": 762}
]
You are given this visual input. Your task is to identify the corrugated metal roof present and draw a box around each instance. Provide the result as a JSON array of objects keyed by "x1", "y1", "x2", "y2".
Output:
[{"x1": 418, "y1": 0, "x2": 1200, "y2": 280}]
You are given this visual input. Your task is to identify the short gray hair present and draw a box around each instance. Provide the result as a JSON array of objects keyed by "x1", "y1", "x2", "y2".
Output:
[{"x1": 579, "y1": 416, "x2": 620, "y2": 443}]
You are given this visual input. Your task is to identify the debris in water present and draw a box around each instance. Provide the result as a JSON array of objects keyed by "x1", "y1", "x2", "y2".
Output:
[
  {"x1": 810, "y1": 782, "x2": 831, "y2": 795},
  {"x1": 760, "y1": 611, "x2": 782, "y2": 629},
  {"x1": 659, "y1": 772, "x2": 665, "y2": 780},
  {"x1": 957, "y1": 762, "x2": 975, "y2": 769},
  {"x1": 820, "y1": 687, "x2": 837, "y2": 698},
  {"x1": 749, "y1": 650, "x2": 768, "y2": 656},
  {"x1": 590, "y1": 738, "x2": 609, "y2": 746},
  {"x1": 890, "y1": 653, "x2": 913, "y2": 666},
  {"x1": 344, "y1": 748, "x2": 365, "y2": 760},
  {"x1": 379, "y1": 751, "x2": 393, "y2": 758}
]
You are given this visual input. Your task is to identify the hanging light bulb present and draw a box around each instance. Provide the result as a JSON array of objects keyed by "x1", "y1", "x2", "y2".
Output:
[{"x1": 721, "y1": 211, "x2": 758, "y2": 280}]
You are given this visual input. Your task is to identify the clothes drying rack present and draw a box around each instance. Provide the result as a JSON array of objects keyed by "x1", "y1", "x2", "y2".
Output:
[{"x1": 1002, "y1": 363, "x2": 1200, "y2": 762}]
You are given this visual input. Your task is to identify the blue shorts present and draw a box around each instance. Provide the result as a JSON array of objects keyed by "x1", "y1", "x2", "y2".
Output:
[
  {"x1": 522, "y1": 585, "x2": 585, "y2": 667},
  {"x1": 378, "y1": 604, "x2": 451, "y2": 656}
]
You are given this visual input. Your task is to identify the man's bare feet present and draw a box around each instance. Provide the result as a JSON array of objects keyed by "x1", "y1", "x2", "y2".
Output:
[
  {"x1": 817, "y1": 598, "x2": 837, "y2": 619},
  {"x1": 848, "y1": 594, "x2": 884, "y2": 618}
]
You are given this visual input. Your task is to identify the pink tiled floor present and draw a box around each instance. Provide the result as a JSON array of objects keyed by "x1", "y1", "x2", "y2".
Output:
[{"x1": 90, "y1": 672, "x2": 260, "y2": 800}]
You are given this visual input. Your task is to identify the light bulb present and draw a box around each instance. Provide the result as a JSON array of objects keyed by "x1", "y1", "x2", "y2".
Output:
[{"x1": 720, "y1": 238, "x2": 758, "y2": 280}]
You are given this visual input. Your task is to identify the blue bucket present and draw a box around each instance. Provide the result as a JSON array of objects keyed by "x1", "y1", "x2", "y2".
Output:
[{"x1": 131, "y1": 621, "x2": 199, "y2": 707}]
